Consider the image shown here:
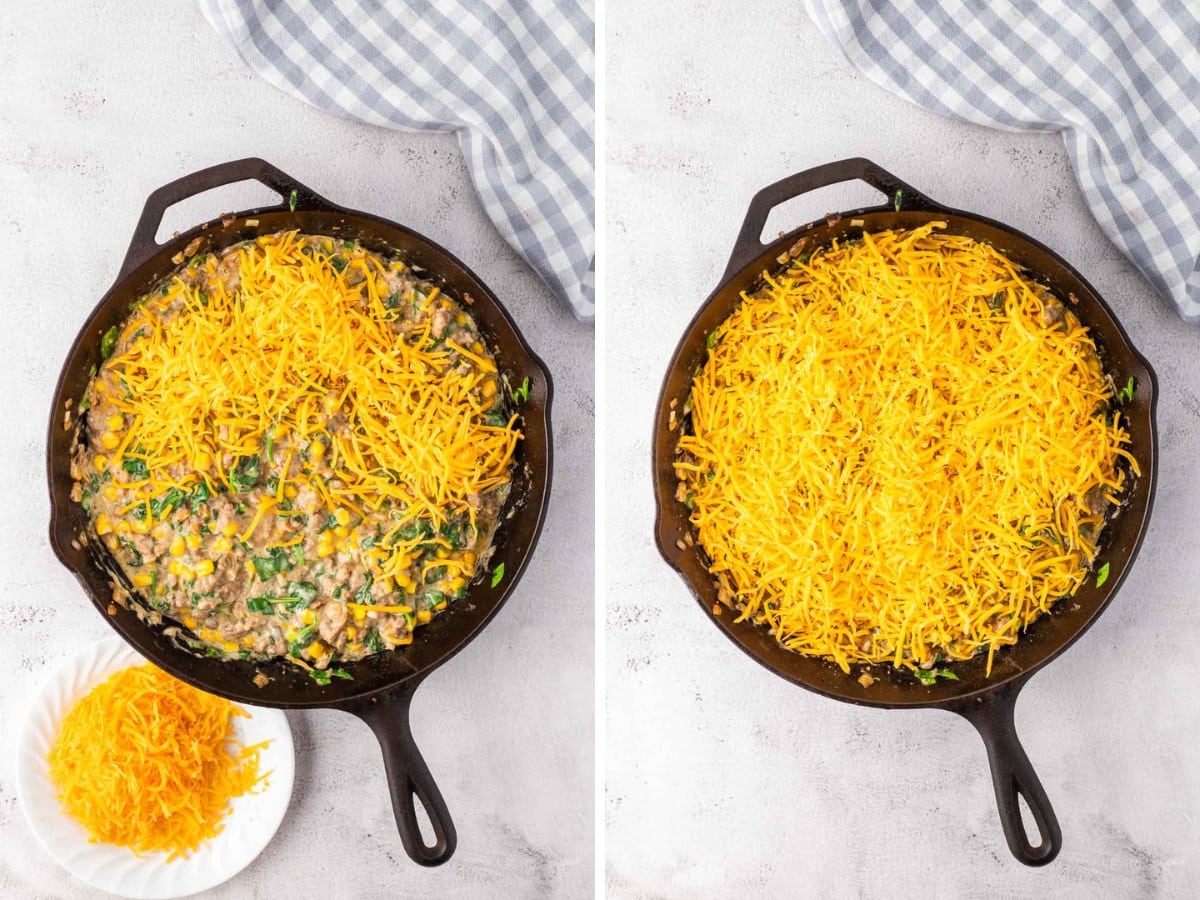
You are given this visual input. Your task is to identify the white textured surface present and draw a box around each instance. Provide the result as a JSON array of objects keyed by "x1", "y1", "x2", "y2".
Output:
[
  {"x1": 19, "y1": 638, "x2": 294, "y2": 900},
  {"x1": 0, "y1": 2, "x2": 594, "y2": 898},
  {"x1": 606, "y1": 2, "x2": 1200, "y2": 898}
]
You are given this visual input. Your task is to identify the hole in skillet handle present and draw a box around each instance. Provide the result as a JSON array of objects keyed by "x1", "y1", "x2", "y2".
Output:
[
  {"x1": 953, "y1": 679, "x2": 1063, "y2": 865},
  {"x1": 339, "y1": 680, "x2": 458, "y2": 866},
  {"x1": 116, "y1": 157, "x2": 339, "y2": 285},
  {"x1": 722, "y1": 156, "x2": 946, "y2": 285}
]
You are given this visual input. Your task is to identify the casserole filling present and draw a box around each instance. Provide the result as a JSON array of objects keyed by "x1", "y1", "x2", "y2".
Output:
[
  {"x1": 71, "y1": 232, "x2": 522, "y2": 681},
  {"x1": 674, "y1": 224, "x2": 1137, "y2": 679}
]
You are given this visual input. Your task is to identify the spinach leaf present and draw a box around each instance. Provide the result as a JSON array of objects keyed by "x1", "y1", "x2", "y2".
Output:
[
  {"x1": 288, "y1": 624, "x2": 317, "y2": 657},
  {"x1": 439, "y1": 520, "x2": 466, "y2": 549},
  {"x1": 122, "y1": 455, "x2": 149, "y2": 479},
  {"x1": 424, "y1": 566, "x2": 445, "y2": 585},
  {"x1": 1095, "y1": 561, "x2": 1111, "y2": 588},
  {"x1": 913, "y1": 668, "x2": 958, "y2": 686},
  {"x1": 365, "y1": 627, "x2": 383, "y2": 652},
  {"x1": 490, "y1": 562, "x2": 505, "y2": 588},
  {"x1": 149, "y1": 487, "x2": 185, "y2": 519},
  {"x1": 230, "y1": 455, "x2": 261, "y2": 492},
  {"x1": 100, "y1": 325, "x2": 119, "y2": 359},
  {"x1": 246, "y1": 597, "x2": 275, "y2": 614},
  {"x1": 512, "y1": 376, "x2": 531, "y2": 404},
  {"x1": 308, "y1": 667, "x2": 353, "y2": 685},
  {"x1": 117, "y1": 537, "x2": 143, "y2": 567},
  {"x1": 483, "y1": 406, "x2": 509, "y2": 427},
  {"x1": 189, "y1": 481, "x2": 211, "y2": 511},
  {"x1": 353, "y1": 573, "x2": 375, "y2": 603},
  {"x1": 251, "y1": 546, "x2": 292, "y2": 581},
  {"x1": 1118, "y1": 376, "x2": 1136, "y2": 405},
  {"x1": 397, "y1": 520, "x2": 433, "y2": 542},
  {"x1": 80, "y1": 474, "x2": 100, "y2": 512},
  {"x1": 288, "y1": 581, "x2": 319, "y2": 605},
  {"x1": 288, "y1": 189, "x2": 298, "y2": 213}
]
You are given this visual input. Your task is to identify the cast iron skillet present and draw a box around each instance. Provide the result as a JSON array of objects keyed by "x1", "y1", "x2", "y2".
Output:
[
  {"x1": 652, "y1": 158, "x2": 1157, "y2": 866},
  {"x1": 47, "y1": 158, "x2": 553, "y2": 867}
]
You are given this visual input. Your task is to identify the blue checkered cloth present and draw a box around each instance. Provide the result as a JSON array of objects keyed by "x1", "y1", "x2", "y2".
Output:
[
  {"x1": 201, "y1": 0, "x2": 595, "y2": 322},
  {"x1": 805, "y1": 0, "x2": 1200, "y2": 323}
]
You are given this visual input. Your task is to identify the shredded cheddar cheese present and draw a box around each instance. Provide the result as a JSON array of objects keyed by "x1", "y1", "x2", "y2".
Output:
[
  {"x1": 97, "y1": 230, "x2": 519, "y2": 580},
  {"x1": 677, "y1": 224, "x2": 1136, "y2": 675},
  {"x1": 47, "y1": 663, "x2": 269, "y2": 860}
]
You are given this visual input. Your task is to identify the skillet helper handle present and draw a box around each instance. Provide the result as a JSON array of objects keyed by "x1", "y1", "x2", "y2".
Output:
[
  {"x1": 346, "y1": 681, "x2": 458, "y2": 866},
  {"x1": 956, "y1": 681, "x2": 1062, "y2": 865},
  {"x1": 723, "y1": 157, "x2": 944, "y2": 282},
  {"x1": 117, "y1": 157, "x2": 336, "y2": 282}
]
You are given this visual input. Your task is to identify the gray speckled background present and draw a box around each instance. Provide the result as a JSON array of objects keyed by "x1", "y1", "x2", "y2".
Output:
[
  {"x1": 0, "y1": 2, "x2": 593, "y2": 898},
  {"x1": 605, "y1": 2, "x2": 1200, "y2": 897}
]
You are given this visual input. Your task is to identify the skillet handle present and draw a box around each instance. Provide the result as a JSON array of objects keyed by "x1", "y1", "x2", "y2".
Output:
[
  {"x1": 723, "y1": 157, "x2": 945, "y2": 282},
  {"x1": 954, "y1": 680, "x2": 1062, "y2": 866},
  {"x1": 116, "y1": 157, "x2": 338, "y2": 282},
  {"x1": 342, "y1": 680, "x2": 458, "y2": 866}
]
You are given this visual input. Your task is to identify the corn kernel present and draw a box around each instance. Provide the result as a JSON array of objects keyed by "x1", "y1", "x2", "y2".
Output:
[
  {"x1": 103, "y1": 485, "x2": 120, "y2": 501},
  {"x1": 416, "y1": 610, "x2": 432, "y2": 624},
  {"x1": 353, "y1": 608, "x2": 366, "y2": 623},
  {"x1": 462, "y1": 551, "x2": 477, "y2": 568},
  {"x1": 346, "y1": 626, "x2": 357, "y2": 639},
  {"x1": 183, "y1": 615, "x2": 198, "y2": 629},
  {"x1": 95, "y1": 514, "x2": 113, "y2": 536},
  {"x1": 433, "y1": 600, "x2": 447, "y2": 611},
  {"x1": 307, "y1": 640, "x2": 327, "y2": 659},
  {"x1": 93, "y1": 455, "x2": 109, "y2": 473},
  {"x1": 317, "y1": 543, "x2": 335, "y2": 559},
  {"x1": 310, "y1": 441, "x2": 325, "y2": 459},
  {"x1": 170, "y1": 535, "x2": 186, "y2": 557},
  {"x1": 334, "y1": 525, "x2": 349, "y2": 538},
  {"x1": 301, "y1": 609, "x2": 316, "y2": 625},
  {"x1": 482, "y1": 379, "x2": 497, "y2": 400},
  {"x1": 100, "y1": 431, "x2": 120, "y2": 450},
  {"x1": 106, "y1": 414, "x2": 124, "y2": 431},
  {"x1": 186, "y1": 533, "x2": 202, "y2": 550},
  {"x1": 471, "y1": 340, "x2": 484, "y2": 355},
  {"x1": 132, "y1": 518, "x2": 151, "y2": 534},
  {"x1": 194, "y1": 559, "x2": 215, "y2": 577},
  {"x1": 285, "y1": 485, "x2": 298, "y2": 499},
  {"x1": 376, "y1": 576, "x2": 394, "y2": 592},
  {"x1": 168, "y1": 559, "x2": 185, "y2": 577},
  {"x1": 333, "y1": 508, "x2": 350, "y2": 527},
  {"x1": 223, "y1": 642, "x2": 239, "y2": 653},
  {"x1": 449, "y1": 576, "x2": 467, "y2": 592},
  {"x1": 223, "y1": 522, "x2": 238, "y2": 536},
  {"x1": 181, "y1": 567, "x2": 196, "y2": 581},
  {"x1": 436, "y1": 547, "x2": 449, "y2": 559},
  {"x1": 116, "y1": 520, "x2": 131, "y2": 535},
  {"x1": 104, "y1": 534, "x2": 120, "y2": 552},
  {"x1": 132, "y1": 572, "x2": 153, "y2": 589},
  {"x1": 194, "y1": 451, "x2": 212, "y2": 471},
  {"x1": 214, "y1": 535, "x2": 232, "y2": 552}
]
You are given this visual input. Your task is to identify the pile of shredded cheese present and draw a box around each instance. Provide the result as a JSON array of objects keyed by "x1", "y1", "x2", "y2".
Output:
[
  {"x1": 47, "y1": 664, "x2": 268, "y2": 859},
  {"x1": 676, "y1": 224, "x2": 1137, "y2": 675}
]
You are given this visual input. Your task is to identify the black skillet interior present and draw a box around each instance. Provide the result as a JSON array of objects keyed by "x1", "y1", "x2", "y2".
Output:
[
  {"x1": 46, "y1": 158, "x2": 554, "y2": 865},
  {"x1": 652, "y1": 158, "x2": 1158, "y2": 864}
]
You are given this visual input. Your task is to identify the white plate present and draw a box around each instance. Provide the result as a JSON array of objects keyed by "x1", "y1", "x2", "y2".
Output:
[{"x1": 16, "y1": 636, "x2": 294, "y2": 899}]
